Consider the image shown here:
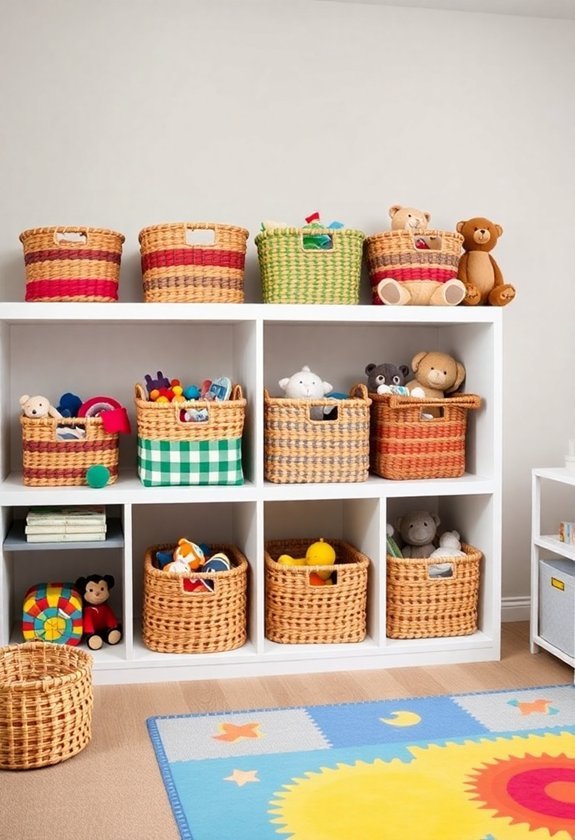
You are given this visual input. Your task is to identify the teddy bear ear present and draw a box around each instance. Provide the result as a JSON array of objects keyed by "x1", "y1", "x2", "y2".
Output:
[
  {"x1": 411, "y1": 351, "x2": 427, "y2": 372},
  {"x1": 456, "y1": 221, "x2": 465, "y2": 233},
  {"x1": 19, "y1": 395, "x2": 30, "y2": 407},
  {"x1": 279, "y1": 378, "x2": 289, "y2": 391},
  {"x1": 389, "y1": 205, "x2": 401, "y2": 218},
  {"x1": 495, "y1": 224, "x2": 503, "y2": 237},
  {"x1": 365, "y1": 363, "x2": 376, "y2": 375},
  {"x1": 424, "y1": 211, "x2": 431, "y2": 223}
]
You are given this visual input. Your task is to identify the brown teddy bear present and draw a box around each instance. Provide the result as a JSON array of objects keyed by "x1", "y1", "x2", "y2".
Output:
[
  {"x1": 456, "y1": 217, "x2": 516, "y2": 306},
  {"x1": 406, "y1": 351, "x2": 466, "y2": 399}
]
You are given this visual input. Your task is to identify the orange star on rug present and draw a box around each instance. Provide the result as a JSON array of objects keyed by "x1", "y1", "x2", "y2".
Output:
[
  {"x1": 508, "y1": 698, "x2": 557, "y2": 716},
  {"x1": 212, "y1": 722, "x2": 262, "y2": 742},
  {"x1": 224, "y1": 769, "x2": 259, "y2": 787}
]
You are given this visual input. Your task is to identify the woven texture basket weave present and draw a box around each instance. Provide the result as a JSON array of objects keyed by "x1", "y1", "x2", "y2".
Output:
[
  {"x1": 142, "y1": 543, "x2": 248, "y2": 653},
  {"x1": 135, "y1": 383, "x2": 246, "y2": 486},
  {"x1": 21, "y1": 416, "x2": 119, "y2": 487},
  {"x1": 255, "y1": 227, "x2": 365, "y2": 304},
  {"x1": 265, "y1": 538, "x2": 369, "y2": 644},
  {"x1": 20, "y1": 226, "x2": 124, "y2": 302},
  {"x1": 264, "y1": 384, "x2": 371, "y2": 483},
  {"x1": 138, "y1": 222, "x2": 249, "y2": 303},
  {"x1": 365, "y1": 229, "x2": 463, "y2": 304},
  {"x1": 386, "y1": 544, "x2": 482, "y2": 639},
  {"x1": 0, "y1": 641, "x2": 93, "y2": 770},
  {"x1": 369, "y1": 393, "x2": 481, "y2": 480}
]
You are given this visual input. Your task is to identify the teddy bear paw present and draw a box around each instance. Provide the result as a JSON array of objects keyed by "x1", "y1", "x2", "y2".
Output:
[{"x1": 463, "y1": 286, "x2": 481, "y2": 306}]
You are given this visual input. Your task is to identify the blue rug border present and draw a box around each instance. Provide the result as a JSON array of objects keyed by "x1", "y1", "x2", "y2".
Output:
[{"x1": 146, "y1": 681, "x2": 574, "y2": 840}]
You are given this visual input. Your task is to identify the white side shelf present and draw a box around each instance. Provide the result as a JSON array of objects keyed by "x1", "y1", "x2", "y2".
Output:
[{"x1": 0, "y1": 303, "x2": 503, "y2": 684}]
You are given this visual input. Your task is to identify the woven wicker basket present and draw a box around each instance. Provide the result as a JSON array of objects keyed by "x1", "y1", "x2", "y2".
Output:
[
  {"x1": 264, "y1": 384, "x2": 371, "y2": 483},
  {"x1": 20, "y1": 226, "x2": 124, "y2": 302},
  {"x1": 0, "y1": 641, "x2": 93, "y2": 770},
  {"x1": 255, "y1": 227, "x2": 365, "y2": 304},
  {"x1": 21, "y1": 416, "x2": 119, "y2": 487},
  {"x1": 369, "y1": 393, "x2": 481, "y2": 480},
  {"x1": 135, "y1": 383, "x2": 246, "y2": 486},
  {"x1": 365, "y1": 229, "x2": 463, "y2": 305},
  {"x1": 138, "y1": 222, "x2": 249, "y2": 303},
  {"x1": 386, "y1": 544, "x2": 482, "y2": 639},
  {"x1": 142, "y1": 543, "x2": 248, "y2": 653},
  {"x1": 265, "y1": 538, "x2": 369, "y2": 644}
]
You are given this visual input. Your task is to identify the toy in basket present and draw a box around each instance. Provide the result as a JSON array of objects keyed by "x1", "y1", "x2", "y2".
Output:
[
  {"x1": 264, "y1": 538, "x2": 369, "y2": 644},
  {"x1": 255, "y1": 214, "x2": 365, "y2": 304},
  {"x1": 264, "y1": 381, "x2": 371, "y2": 483},
  {"x1": 365, "y1": 205, "x2": 465, "y2": 306},
  {"x1": 135, "y1": 381, "x2": 246, "y2": 486},
  {"x1": 138, "y1": 222, "x2": 249, "y2": 303},
  {"x1": 19, "y1": 226, "x2": 125, "y2": 302},
  {"x1": 142, "y1": 542, "x2": 248, "y2": 653}
]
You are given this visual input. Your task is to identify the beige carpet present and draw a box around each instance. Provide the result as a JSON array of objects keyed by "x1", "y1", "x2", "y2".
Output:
[{"x1": 0, "y1": 623, "x2": 571, "y2": 840}]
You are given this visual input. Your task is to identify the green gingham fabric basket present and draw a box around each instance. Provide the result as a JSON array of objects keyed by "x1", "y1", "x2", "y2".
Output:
[
  {"x1": 135, "y1": 383, "x2": 246, "y2": 487},
  {"x1": 255, "y1": 226, "x2": 365, "y2": 304}
]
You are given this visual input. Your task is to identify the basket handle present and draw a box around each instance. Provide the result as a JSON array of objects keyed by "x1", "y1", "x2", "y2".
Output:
[
  {"x1": 298, "y1": 227, "x2": 339, "y2": 255},
  {"x1": 52, "y1": 418, "x2": 103, "y2": 442},
  {"x1": 180, "y1": 576, "x2": 215, "y2": 596},
  {"x1": 182, "y1": 223, "x2": 220, "y2": 248},
  {"x1": 426, "y1": 559, "x2": 456, "y2": 580},
  {"x1": 53, "y1": 227, "x2": 89, "y2": 247},
  {"x1": 349, "y1": 383, "x2": 369, "y2": 400}
]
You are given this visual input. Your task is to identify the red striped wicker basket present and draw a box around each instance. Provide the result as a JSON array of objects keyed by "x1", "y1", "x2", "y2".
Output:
[
  {"x1": 20, "y1": 226, "x2": 124, "y2": 302},
  {"x1": 138, "y1": 222, "x2": 249, "y2": 303}
]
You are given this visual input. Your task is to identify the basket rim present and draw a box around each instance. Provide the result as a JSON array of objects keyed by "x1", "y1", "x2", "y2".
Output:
[
  {"x1": 386, "y1": 543, "x2": 483, "y2": 564},
  {"x1": 135, "y1": 382, "x2": 245, "y2": 407},
  {"x1": 255, "y1": 227, "x2": 365, "y2": 244},
  {"x1": 264, "y1": 384, "x2": 370, "y2": 404},
  {"x1": 19, "y1": 226, "x2": 125, "y2": 243},
  {"x1": 138, "y1": 222, "x2": 250, "y2": 241},
  {"x1": 365, "y1": 228, "x2": 463, "y2": 246},
  {"x1": 265, "y1": 537, "x2": 370, "y2": 570},
  {"x1": 369, "y1": 392, "x2": 481, "y2": 409},
  {"x1": 144, "y1": 543, "x2": 248, "y2": 578},
  {"x1": 0, "y1": 641, "x2": 93, "y2": 692}
]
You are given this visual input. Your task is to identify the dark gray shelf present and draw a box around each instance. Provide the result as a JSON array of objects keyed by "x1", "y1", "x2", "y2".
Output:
[{"x1": 3, "y1": 518, "x2": 124, "y2": 551}]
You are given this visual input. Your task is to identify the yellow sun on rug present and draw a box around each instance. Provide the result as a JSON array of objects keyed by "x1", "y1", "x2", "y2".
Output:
[{"x1": 269, "y1": 732, "x2": 575, "y2": 840}]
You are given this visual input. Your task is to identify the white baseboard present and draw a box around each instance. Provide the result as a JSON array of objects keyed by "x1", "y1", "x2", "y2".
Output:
[{"x1": 502, "y1": 596, "x2": 530, "y2": 622}]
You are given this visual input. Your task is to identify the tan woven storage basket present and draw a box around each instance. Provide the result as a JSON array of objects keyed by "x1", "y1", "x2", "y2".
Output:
[
  {"x1": 0, "y1": 641, "x2": 93, "y2": 770},
  {"x1": 264, "y1": 384, "x2": 371, "y2": 484},
  {"x1": 265, "y1": 538, "x2": 369, "y2": 644},
  {"x1": 138, "y1": 222, "x2": 249, "y2": 303},
  {"x1": 142, "y1": 543, "x2": 248, "y2": 653},
  {"x1": 135, "y1": 383, "x2": 246, "y2": 486},
  {"x1": 386, "y1": 544, "x2": 482, "y2": 639},
  {"x1": 255, "y1": 227, "x2": 365, "y2": 304},
  {"x1": 365, "y1": 229, "x2": 463, "y2": 304},
  {"x1": 369, "y1": 393, "x2": 481, "y2": 480},
  {"x1": 20, "y1": 226, "x2": 124, "y2": 302},
  {"x1": 21, "y1": 416, "x2": 119, "y2": 487}
]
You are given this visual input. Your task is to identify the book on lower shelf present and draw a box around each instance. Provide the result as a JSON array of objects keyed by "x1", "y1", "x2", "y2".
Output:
[
  {"x1": 25, "y1": 505, "x2": 107, "y2": 542},
  {"x1": 25, "y1": 532, "x2": 107, "y2": 543}
]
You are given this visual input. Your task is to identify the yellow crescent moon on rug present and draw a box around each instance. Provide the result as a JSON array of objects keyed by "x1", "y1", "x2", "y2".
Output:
[{"x1": 379, "y1": 710, "x2": 422, "y2": 727}]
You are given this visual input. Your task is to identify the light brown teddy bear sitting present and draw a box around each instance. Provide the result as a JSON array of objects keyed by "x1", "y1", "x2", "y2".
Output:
[
  {"x1": 389, "y1": 204, "x2": 431, "y2": 231},
  {"x1": 406, "y1": 351, "x2": 466, "y2": 400},
  {"x1": 457, "y1": 217, "x2": 516, "y2": 306}
]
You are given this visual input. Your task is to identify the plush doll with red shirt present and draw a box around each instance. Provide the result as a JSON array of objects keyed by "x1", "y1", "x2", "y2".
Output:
[{"x1": 75, "y1": 574, "x2": 122, "y2": 650}]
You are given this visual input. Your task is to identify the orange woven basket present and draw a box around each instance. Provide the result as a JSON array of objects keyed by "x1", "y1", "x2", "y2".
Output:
[
  {"x1": 265, "y1": 538, "x2": 369, "y2": 644},
  {"x1": 386, "y1": 544, "x2": 482, "y2": 639},
  {"x1": 369, "y1": 393, "x2": 481, "y2": 480},
  {"x1": 138, "y1": 222, "x2": 249, "y2": 303},
  {"x1": 20, "y1": 226, "x2": 124, "y2": 302},
  {"x1": 142, "y1": 543, "x2": 248, "y2": 653}
]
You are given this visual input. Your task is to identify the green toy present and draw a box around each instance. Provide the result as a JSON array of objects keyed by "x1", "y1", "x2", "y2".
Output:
[{"x1": 86, "y1": 464, "x2": 110, "y2": 489}]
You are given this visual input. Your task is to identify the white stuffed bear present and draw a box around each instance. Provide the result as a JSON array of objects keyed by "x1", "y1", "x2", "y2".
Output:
[
  {"x1": 19, "y1": 394, "x2": 62, "y2": 419},
  {"x1": 279, "y1": 366, "x2": 333, "y2": 420},
  {"x1": 429, "y1": 530, "x2": 466, "y2": 558}
]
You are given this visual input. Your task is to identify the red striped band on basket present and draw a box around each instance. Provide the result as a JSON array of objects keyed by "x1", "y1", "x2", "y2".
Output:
[
  {"x1": 24, "y1": 249, "x2": 121, "y2": 264},
  {"x1": 371, "y1": 266, "x2": 458, "y2": 284},
  {"x1": 23, "y1": 465, "x2": 119, "y2": 481},
  {"x1": 25, "y1": 279, "x2": 118, "y2": 300},
  {"x1": 141, "y1": 248, "x2": 245, "y2": 272},
  {"x1": 23, "y1": 439, "x2": 118, "y2": 453}
]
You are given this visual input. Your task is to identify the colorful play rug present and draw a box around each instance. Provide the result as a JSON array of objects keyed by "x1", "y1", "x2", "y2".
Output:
[{"x1": 147, "y1": 684, "x2": 575, "y2": 839}]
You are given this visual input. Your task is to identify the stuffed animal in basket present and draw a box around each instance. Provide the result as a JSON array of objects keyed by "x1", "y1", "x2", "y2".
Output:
[
  {"x1": 456, "y1": 217, "x2": 516, "y2": 306},
  {"x1": 364, "y1": 362, "x2": 413, "y2": 396},
  {"x1": 395, "y1": 510, "x2": 440, "y2": 559},
  {"x1": 405, "y1": 351, "x2": 466, "y2": 400},
  {"x1": 376, "y1": 205, "x2": 466, "y2": 307},
  {"x1": 279, "y1": 366, "x2": 333, "y2": 420},
  {"x1": 19, "y1": 394, "x2": 62, "y2": 419},
  {"x1": 429, "y1": 530, "x2": 466, "y2": 558},
  {"x1": 75, "y1": 574, "x2": 122, "y2": 650}
]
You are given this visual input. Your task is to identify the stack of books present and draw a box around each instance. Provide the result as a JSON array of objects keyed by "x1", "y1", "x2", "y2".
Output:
[{"x1": 25, "y1": 506, "x2": 107, "y2": 542}]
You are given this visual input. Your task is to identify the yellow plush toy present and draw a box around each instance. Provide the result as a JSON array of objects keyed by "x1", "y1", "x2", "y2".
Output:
[{"x1": 406, "y1": 351, "x2": 466, "y2": 400}]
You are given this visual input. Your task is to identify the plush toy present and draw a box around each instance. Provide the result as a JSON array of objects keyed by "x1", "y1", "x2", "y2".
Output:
[
  {"x1": 389, "y1": 205, "x2": 431, "y2": 232},
  {"x1": 279, "y1": 366, "x2": 333, "y2": 420},
  {"x1": 75, "y1": 574, "x2": 122, "y2": 650},
  {"x1": 56, "y1": 392, "x2": 83, "y2": 417},
  {"x1": 364, "y1": 362, "x2": 413, "y2": 396},
  {"x1": 405, "y1": 351, "x2": 466, "y2": 400},
  {"x1": 278, "y1": 538, "x2": 336, "y2": 582},
  {"x1": 164, "y1": 538, "x2": 205, "y2": 573},
  {"x1": 395, "y1": 510, "x2": 440, "y2": 558},
  {"x1": 456, "y1": 217, "x2": 516, "y2": 306},
  {"x1": 429, "y1": 530, "x2": 466, "y2": 558},
  {"x1": 19, "y1": 394, "x2": 62, "y2": 419}
]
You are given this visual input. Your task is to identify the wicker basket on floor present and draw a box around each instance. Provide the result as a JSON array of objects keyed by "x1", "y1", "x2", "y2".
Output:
[
  {"x1": 264, "y1": 384, "x2": 371, "y2": 483},
  {"x1": 138, "y1": 222, "x2": 249, "y2": 303},
  {"x1": 265, "y1": 538, "x2": 369, "y2": 644},
  {"x1": 0, "y1": 641, "x2": 93, "y2": 770},
  {"x1": 386, "y1": 544, "x2": 482, "y2": 639},
  {"x1": 255, "y1": 226, "x2": 365, "y2": 304},
  {"x1": 20, "y1": 415, "x2": 120, "y2": 487},
  {"x1": 142, "y1": 543, "x2": 248, "y2": 653},
  {"x1": 20, "y1": 226, "x2": 124, "y2": 302},
  {"x1": 369, "y1": 393, "x2": 481, "y2": 480}
]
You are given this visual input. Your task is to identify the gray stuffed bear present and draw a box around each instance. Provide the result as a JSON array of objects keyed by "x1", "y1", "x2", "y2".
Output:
[
  {"x1": 395, "y1": 510, "x2": 440, "y2": 558},
  {"x1": 365, "y1": 362, "x2": 410, "y2": 395}
]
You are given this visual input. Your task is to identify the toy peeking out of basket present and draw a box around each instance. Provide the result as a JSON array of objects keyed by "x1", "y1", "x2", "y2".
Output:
[{"x1": 366, "y1": 205, "x2": 466, "y2": 306}]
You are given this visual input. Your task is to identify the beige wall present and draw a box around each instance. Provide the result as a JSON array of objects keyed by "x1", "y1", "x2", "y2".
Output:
[{"x1": 2, "y1": 0, "x2": 575, "y2": 600}]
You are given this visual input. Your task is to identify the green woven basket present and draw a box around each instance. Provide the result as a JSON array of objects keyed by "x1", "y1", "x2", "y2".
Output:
[{"x1": 255, "y1": 227, "x2": 365, "y2": 304}]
